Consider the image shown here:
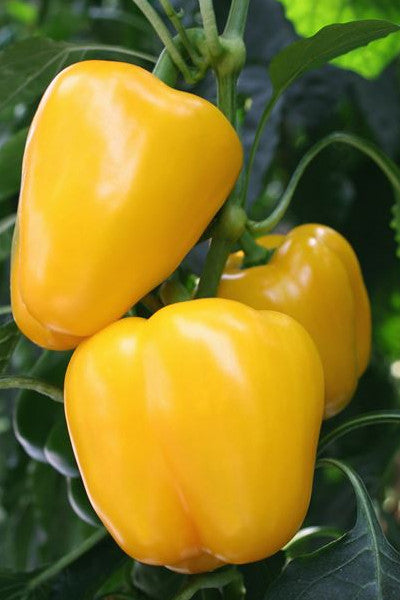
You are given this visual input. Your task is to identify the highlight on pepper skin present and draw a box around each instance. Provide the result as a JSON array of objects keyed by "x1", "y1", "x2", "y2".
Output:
[
  {"x1": 64, "y1": 298, "x2": 324, "y2": 573},
  {"x1": 218, "y1": 224, "x2": 371, "y2": 419}
]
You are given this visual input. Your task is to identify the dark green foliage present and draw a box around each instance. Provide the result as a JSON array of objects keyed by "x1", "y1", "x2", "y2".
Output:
[
  {"x1": 267, "y1": 462, "x2": 400, "y2": 599},
  {"x1": 1, "y1": 1, "x2": 400, "y2": 599}
]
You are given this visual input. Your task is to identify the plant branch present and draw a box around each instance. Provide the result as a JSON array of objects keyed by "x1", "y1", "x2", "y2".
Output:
[
  {"x1": 196, "y1": 236, "x2": 233, "y2": 298},
  {"x1": 239, "y1": 229, "x2": 273, "y2": 267},
  {"x1": 247, "y1": 131, "x2": 400, "y2": 236},
  {"x1": 242, "y1": 94, "x2": 276, "y2": 208},
  {"x1": 224, "y1": 0, "x2": 250, "y2": 37},
  {"x1": 159, "y1": 0, "x2": 203, "y2": 65},
  {"x1": 199, "y1": 0, "x2": 222, "y2": 61},
  {"x1": 131, "y1": 0, "x2": 194, "y2": 82},
  {"x1": 172, "y1": 568, "x2": 243, "y2": 600},
  {"x1": 27, "y1": 529, "x2": 107, "y2": 591},
  {"x1": 0, "y1": 305, "x2": 12, "y2": 315},
  {"x1": 196, "y1": 2, "x2": 250, "y2": 298},
  {"x1": 0, "y1": 376, "x2": 64, "y2": 403},
  {"x1": 318, "y1": 410, "x2": 400, "y2": 455},
  {"x1": 153, "y1": 28, "x2": 207, "y2": 85},
  {"x1": 217, "y1": 72, "x2": 237, "y2": 126}
]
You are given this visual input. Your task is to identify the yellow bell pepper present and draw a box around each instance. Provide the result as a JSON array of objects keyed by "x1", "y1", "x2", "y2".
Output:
[
  {"x1": 11, "y1": 60, "x2": 242, "y2": 350},
  {"x1": 218, "y1": 224, "x2": 371, "y2": 418},
  {"x1": 65, "y1": 298, "x2": 324, "y2": 573}
]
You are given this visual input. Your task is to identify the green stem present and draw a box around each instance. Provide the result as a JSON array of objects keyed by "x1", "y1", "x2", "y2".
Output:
[
  {"x1": 316, "y1": 458, "x2": 365, "y2": 499},
  {"x1": 196, "y1": 3, "x2": 250, "y2": 298},
  {"x1": 196, "y1": 73, "x2": 240, "y2": 298},
  {"x1": 131, "y1": 0, "x2": 194, "y2": 82},
  {"x1": 196, "y1": 236, "x2": 232, "y2": 298},
  {"x1": 239, "y1": 229, "x2": 272, "y2": 267},
  {"x1": 159, "y1": 0, "x2": 203, "y2": 66},
  {"x1": 247, "y1": 130, "x2": 400, "y2": 236},
  {"x1": 27, "y1": 529, "x2": 107, "y2": 591},
  {"x1": 173, "y1": 568, "x2": 242, "y2": 600},
  {"x1": 199, "y1": 0, "x2": 222, "y2": 61},
  {"x1": 242, "y1": 95, "x2": 276, "y2": 208},
  {"x1": 224, "y1": 0, "x2": 250, "y2": 37},
  {"x1": 153, "y1": 28, "x2": 206, "y2": 86},
  {"x1": 0, "y1": 305, "x2": 12, "y2": 315},
  {"x1": 223, "y1": 578, "x2": 246, "y2": 599},
  {"x1": 217, "y1": 74, "x2": 237, "y2": 126},
  {"x1": 0, "y1": 376, "x2": 64, "y2": 403},
  {"x1": 318, "y1": 410, "x2": 400, "y2": 456}
]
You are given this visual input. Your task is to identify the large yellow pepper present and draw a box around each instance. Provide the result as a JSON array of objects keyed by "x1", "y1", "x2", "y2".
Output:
[
  {"x1": 11, "y1": 61, "x2": 242, "y2": 350},
  {"x1": 218, "y1": 224, "x2": 371, "y2": 418},
  {"x1": 65, "y1": 298, "x2": 324, "y2": 573}
]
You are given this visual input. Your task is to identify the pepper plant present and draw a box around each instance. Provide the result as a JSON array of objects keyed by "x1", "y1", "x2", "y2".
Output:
[{"x1": 1, "y1": 0, "x2": 400, "y2": 598}]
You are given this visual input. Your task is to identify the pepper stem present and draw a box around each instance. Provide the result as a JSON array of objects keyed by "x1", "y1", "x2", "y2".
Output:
[
  {"x1": 239, "y1": 229, "x2": 273, "y2": 268},
  {"x1": 224, "y1": 0, "x2": 250, "y2": 37},
  {"x1": 131, "y1": 0, "x2": 195, "y2": 83},
  {"x1": 199, "y1": 0, "x2": 223, "y2": 61},
  {"x1": 195, "y1": 0, "x2": 250, "y2": 298},
  {"x1": 0, "y1": 376, "x2": 64, "y2": 403},
  {"x1": 159, "y1": 0, "x2": 203, "y2": 66}
]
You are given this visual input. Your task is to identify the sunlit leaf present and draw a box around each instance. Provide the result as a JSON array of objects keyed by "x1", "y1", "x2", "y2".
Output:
[{"x1": 277, "y1": 0, "x2": 400, "y2": 78}]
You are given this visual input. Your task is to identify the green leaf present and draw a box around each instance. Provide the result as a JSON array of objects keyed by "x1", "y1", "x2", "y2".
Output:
[
  {"x1": 66, "y1": 478, "x2": 101, "y2": 528},
  {"x1": 28, "y1": 461, "x2": 91, "y2": 567},
  {"x1": 266, "y1": 459, "x2": 400, "y2": 599},
  {"x1": 44, "y1": 418, "x2": 79, "y2": 479},
  {"x1": 132, "y1": 563, "x2": 186, "y2": 600},
  {"x1": 14, "y1": 351, "x2": 69, "y2": 463},
  {"x1": 0, "y1": 128, "x2": 28, "y2": 202},
  {"x1": 244, "y1": 22, "x2": 400, "y2": 204},
  {"x1": 5, "y1": 0, "x2": 38, "y2": 26},
  {"x1": 0, "y1": 569, "x2": 44, "y2": 600},
  {"x1": 269, "y1": 20, "x2": 400, "y2": 99},
  {"x1": 277, "y1": 0, "x2": 400, "y2": 78},
  {"x1": 248, "y1": 131, "x2": 400, "y2": 239},
  {"x1": 0, "y1": 37, "x2": 157, "y2": 114},
  {"x1": 391, "y1": 194, "x2": 400, "y2": 258},
  {"x1": 0, "y1": 214, "x2": 16, "y2": 262},
  {"x1": 171, "y1": 568, "x2": 243, "y2": 600},
  {"x1": 238, "y1": 553, "x2": 285, "y2": 600},
  {"x1": 318, "y1": 410, "x2": 400, "y2": 455},
  {"x1": 0, "y1": 531, "x2": 125, "y2": 600},
  {"x1": 0, "y1": 320, "x2": 20, "y2": 375}
]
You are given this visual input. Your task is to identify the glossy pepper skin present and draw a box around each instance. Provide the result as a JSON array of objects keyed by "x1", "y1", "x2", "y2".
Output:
[
  {"x1": 65, "y1": 298, "x2": 324, "y2": 573},
  {"x1": 218, "y1": 224, "x2": 371, "y2": 418},
  {"x1": 11, "y1": 61, "x2": 242, "y2": 350}
]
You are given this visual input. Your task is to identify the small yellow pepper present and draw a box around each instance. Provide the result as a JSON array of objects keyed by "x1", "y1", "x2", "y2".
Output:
[
  {"x1": 65, "y1": 298, "x2": 324, "y2": 573},
  {"x1": 218, "y1": 224, "x2": 371, "y2": 418},
  {"x1": 11, "y1": 60, "x2": 242, "y2": 350}
]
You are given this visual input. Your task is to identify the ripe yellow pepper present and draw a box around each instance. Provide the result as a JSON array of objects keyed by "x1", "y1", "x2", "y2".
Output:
[
  {"x1": 218, "y1": 224, "x2": 371, "y2": 418},
  {"x1": 65, "y1": 298, "x2": 324, "y2": 573},
  {"x1": 11, "y1": 60, "x2": 242, "y2": 350}
]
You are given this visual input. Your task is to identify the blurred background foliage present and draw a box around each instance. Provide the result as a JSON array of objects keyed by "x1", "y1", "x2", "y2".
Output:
[{"x1": 0, "y1": 0, "x2": 400, "y2": 597}]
